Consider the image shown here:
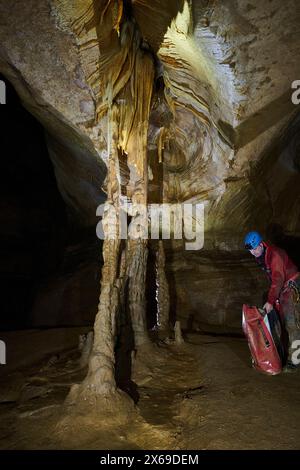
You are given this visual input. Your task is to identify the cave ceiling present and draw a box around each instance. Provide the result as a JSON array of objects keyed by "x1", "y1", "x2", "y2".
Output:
[{"x1": 0, "y1": 0, "x2": 300, "y2": 237}]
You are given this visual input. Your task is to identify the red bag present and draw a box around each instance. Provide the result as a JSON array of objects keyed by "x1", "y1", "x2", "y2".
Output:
[{"x1": 242, "y1": 304, "x2": 282, "y2": 375}]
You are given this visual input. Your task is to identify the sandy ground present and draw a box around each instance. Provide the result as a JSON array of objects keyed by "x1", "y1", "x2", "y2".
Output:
[{"x1": 0, "y1": 329, "x2": 300, "y2": 450}]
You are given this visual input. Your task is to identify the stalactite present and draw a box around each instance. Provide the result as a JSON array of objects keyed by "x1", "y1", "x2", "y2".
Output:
[{"x1": 157, "y1": 126, "x2": 167, "y2": 163}]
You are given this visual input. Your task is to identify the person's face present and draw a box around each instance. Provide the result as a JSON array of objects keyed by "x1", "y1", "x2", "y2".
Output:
[{"x1": 249, "y1": 242, "x2": 264, "y2": 258}]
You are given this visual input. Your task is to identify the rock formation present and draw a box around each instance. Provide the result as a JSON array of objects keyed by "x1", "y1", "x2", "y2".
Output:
[{"x1": 1, "y1": 0, "x2": 300, "y2": 412}]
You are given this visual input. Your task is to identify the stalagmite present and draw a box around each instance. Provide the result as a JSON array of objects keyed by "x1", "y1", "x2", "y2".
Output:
[
  {"x1": 174, "y1": 320, "x2": 184, "y2": 345},
  {"x1": 79, "y1": 331, "x2": 94, "y2": 369}
]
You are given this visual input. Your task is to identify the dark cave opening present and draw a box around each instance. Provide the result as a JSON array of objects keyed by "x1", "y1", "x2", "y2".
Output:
[
  {"x1": 0, "y1": 74, "x2": 67, "y2": 329},
  {"x1": 0, "y1": 74, "x2": 101, "y2": 330}
]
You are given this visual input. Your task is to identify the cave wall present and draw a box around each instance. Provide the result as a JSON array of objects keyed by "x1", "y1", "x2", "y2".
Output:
[
  {"x1": 166, "y1": 247, "x2": 269, "y2": 334},
  {"x1": 1, "y1": 1, "x2": 300, "y2": 332},
  {"x1": 165, "y1": 116, "x2": 300, "y2": 332}
]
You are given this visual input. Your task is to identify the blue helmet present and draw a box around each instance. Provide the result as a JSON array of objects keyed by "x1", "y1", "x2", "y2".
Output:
[{"x1": 244, "y1": 231, "x2": 263, "y2": 250}]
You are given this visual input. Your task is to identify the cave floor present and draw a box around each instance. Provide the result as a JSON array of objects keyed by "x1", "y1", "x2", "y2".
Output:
[{"x1": 0, "y1": 330, "x2": 300, "y2": 450}]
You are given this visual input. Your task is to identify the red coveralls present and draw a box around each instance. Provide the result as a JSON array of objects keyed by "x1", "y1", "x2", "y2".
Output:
[{"x1": 262, "y1": 242, "x2": 300, "y2": 362}]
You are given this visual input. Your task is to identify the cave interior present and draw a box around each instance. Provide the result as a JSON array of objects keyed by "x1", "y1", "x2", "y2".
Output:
[{"x1": 1, "y1": 0, "x2": 300, "y2": 451}]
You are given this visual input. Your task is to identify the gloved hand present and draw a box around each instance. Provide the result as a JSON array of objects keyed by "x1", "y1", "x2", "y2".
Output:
[{"x1": 263, "y1": 302, "x2": 273, "y2": 314}]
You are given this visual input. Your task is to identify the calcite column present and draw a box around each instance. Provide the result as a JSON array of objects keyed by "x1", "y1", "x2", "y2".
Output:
[
  {"x1": 66, "y1": 4, "x2": 155, "y2": 407},
  {"x1": 67, "y1": 105, "x2": 123, "y2": 402},
  {"x1": 155, "y1": 240, "x2": 170, "y2": 332},
  {"x1": 128, "y1": 238, "x2": 149, "y2": 346},
  {"x1": 86, "y1": 104, "x2": 122, "y2": 394},
  {"x1": 124, "y1": 48, "x2": 154, "y2": 347}
]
